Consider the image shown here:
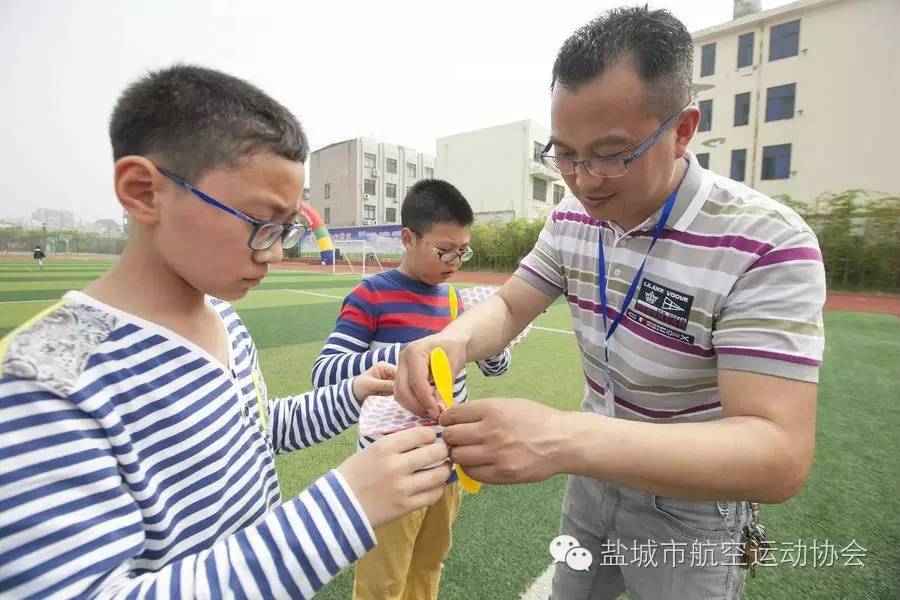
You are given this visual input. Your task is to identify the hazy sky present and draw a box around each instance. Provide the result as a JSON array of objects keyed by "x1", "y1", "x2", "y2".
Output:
[{"x1": 0, "y1": 0, "x2": 793, "y2": 222}]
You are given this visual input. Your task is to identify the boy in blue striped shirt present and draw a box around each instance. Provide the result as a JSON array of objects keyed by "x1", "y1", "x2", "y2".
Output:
[{"x1": 0, "y1": 65, "x2": 450, "y2": 599}]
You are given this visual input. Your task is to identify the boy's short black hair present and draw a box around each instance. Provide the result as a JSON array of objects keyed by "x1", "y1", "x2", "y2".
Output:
[
  {"x1": 401, "y1": 179, "x2": 474, "y2": 234},
  {"x1": 109, "y1": 64, "x2": 308, "y2": 180}
]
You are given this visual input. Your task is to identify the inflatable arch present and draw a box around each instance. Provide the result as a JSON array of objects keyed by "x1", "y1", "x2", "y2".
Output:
[{"x1": 298, "y1": 203, "x2": 334, "y2": 265}]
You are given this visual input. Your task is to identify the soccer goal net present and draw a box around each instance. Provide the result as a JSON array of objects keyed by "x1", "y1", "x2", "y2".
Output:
[{"x1": 332, "y1": 240, "x2": 386, "y2": 275}]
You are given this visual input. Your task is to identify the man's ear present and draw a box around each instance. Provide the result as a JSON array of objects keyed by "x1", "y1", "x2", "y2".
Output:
[{"x1": 673, "y1": 107, "x2": 700, "y2": 159}]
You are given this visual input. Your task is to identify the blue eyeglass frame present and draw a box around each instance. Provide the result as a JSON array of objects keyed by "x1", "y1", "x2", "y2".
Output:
[{"x1": 155, "y1": 165, "x2": 307, "y2": 250}]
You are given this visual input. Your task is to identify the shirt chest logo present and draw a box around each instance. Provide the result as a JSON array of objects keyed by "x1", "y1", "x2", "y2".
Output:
[
  {"x1": 252, "y1": 369, "x2": 269, "y2": 434},
  {"x1": 634, "y1": 278, "x2": 694, "y2": 331}
]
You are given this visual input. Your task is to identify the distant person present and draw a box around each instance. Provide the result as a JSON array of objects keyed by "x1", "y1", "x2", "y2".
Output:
[{"x1": 32, "y1": 245, "x2": 45, "y2": 269}]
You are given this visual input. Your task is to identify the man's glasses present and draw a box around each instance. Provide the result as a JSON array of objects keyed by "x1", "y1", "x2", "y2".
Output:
[
  {"x1": 540, "y1": 105, "x2": 690, "y2": 178},
  {"x1": 155, "y1": 165, "x2": 307, "y2": 251}
]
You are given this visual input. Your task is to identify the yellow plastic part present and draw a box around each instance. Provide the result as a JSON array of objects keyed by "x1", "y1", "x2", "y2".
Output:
[
  {"x1": 430, "y1": 346, "x2": 481, "y2": 494},
  {"x1": 448, "y1": 285, "x2": 459, "y2": 321},
  {"x1": 430, "y1": 347, "x2": 454, "y2": 411}
]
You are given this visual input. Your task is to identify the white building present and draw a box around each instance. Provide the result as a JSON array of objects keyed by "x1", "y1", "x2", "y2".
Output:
[
  {"x1": 31, "y1": 208, "x2": 76, "y2": 229},
  {"x1": 309, "y1": 138, "x2": 434, "y2": 228},
  {"x1": 691, "y1": 0, "x2": 899, "y2": 204},
  {"x1": 436, "y1": 120, "x2": 570, "y2": 223}
]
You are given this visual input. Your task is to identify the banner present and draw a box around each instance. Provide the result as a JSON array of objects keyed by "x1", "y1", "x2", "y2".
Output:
[{"x1": 302, "y1": 224, "x2": 404, "y2": 256}]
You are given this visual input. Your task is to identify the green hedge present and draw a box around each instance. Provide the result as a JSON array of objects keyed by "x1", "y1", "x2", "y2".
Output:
[
  {"x1": 463, "y1": 218, "x2": 545, "y2": 273},
  {"x1": 781, "y1": 190, "x2": 899, "y2": 293},
  {"x1": 0, "y1": 227, "x2": 124, "y2": 255}
]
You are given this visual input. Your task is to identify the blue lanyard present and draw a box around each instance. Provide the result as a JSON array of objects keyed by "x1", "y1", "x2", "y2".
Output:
[{"x1": 597, "y1": 187, "x2": 679, "y2": 343}]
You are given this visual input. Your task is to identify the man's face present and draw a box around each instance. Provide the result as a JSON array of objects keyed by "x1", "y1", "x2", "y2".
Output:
[
  {"x1": 549, "y1": 60, "x2": 689, "y2": 227},
  {"x1": 154, "y1": 152, "x2": 305, "y2": 300}
]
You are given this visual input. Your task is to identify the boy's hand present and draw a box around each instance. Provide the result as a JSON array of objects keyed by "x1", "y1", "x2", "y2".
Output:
[
  {"x1": 352, "y1": 361, "x2": 397, "y2": 401},
  {"x1": 337, "y1": 427, "x2": 451, "y2": 529}
]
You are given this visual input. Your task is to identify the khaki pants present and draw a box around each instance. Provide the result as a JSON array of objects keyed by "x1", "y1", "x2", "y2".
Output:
[{"x1": 353, "y1": 482, "x2": 462, "y2": 600}]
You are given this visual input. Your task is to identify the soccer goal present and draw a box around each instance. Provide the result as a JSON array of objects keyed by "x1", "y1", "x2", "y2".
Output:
[{"x1": 332, "y1": 240, "x2": 386, "y2": 275}]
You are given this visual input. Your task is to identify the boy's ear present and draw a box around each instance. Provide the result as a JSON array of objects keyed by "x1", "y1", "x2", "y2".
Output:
[
  {"x1": 401, "y1": 227, "x2": 416, "y2": 248},
  {"x1": 114, "y1": 156, "x2": 164, "y2": 226}
]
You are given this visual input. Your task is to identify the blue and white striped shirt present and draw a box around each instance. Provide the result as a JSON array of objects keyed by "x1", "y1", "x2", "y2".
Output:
[{"x1": 0, "y1": 291, "x2": 375, "y2": 599}]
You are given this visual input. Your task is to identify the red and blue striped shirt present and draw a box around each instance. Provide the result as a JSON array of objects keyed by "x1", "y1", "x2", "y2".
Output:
[{"x1": 313, "y1": 269, "x2": 510, "y2": 450}]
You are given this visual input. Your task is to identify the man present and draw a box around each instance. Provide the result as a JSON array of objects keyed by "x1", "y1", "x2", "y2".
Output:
[
  {"x1": 32, "y1": 245, "x2": 45, "y2": 269},
  {"x1": 395, "y1": 7, "x2": 825, "y2": 599}
]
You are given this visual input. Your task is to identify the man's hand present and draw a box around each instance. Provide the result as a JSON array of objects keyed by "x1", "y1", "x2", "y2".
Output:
[
  {"x1": 433, "y1": 373, "x2": 818, "y2": 502},
  {"x1": 394, "y1": 333, "x2": 468, "y2": 417},
  {"x1": 352, "y1": 361, "x2": 397, "y2": 402},
  {"x1": 395, "y1": 278, "x2": 555, "y2": 417},
  {"x1": 336, "y1": 427, "x2": 451, "y2": 529},
  {"x1": 440, "y1": 398, "x2": 570, "y2": 484}
]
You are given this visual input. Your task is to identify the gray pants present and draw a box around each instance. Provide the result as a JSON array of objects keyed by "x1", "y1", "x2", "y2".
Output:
[{"x1": 551, "y1": 475, "x2": 751, "y2": 600}]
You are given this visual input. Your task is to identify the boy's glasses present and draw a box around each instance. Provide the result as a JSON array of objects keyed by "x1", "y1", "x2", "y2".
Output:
[
  {"x1": 155, "y1": 165, "x2": 308, "y2": 251},
  {"x1": 430, "y1": 244, "x2": 474, "y2": 264}
]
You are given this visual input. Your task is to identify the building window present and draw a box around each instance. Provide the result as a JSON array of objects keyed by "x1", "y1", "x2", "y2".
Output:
[
  {"x1": 698, "y1": 99, "x2": 713, "y2": 132},
  {"x1": 762, "y1": 144, "x2": 791, "y2": 179},
  {"x1": 324, "y1": 183, "x2": 331, "y2": 199},
  {"x1": 532, "y1": 178, "x2": 547, "y2": 202},
  {"x1": 553, "y1": 184, "x2": 565, "y2": 205},
  {"x1": 737, "y1": 32, "x2": 754, "y2": 68},
  {"x1": 424, "y1": 167, "x2": 434, "y2": 179},
  {"x1": 406, "y1": 162, "x2": 417, "y2": 178},
  {"x1": 324, "y1": 207, "x2": 330, "y2": 223},
  {"x1": 363, "y1": 205, "x2": 376, "y2": 221},
  {"x1": 769, "y1": 20, "x2": 800, "y2": 61},
  {"x1": 364, "y1": 152, "x2": 376, "y2": 169},
  {"x1": 386, "y1": 183, "x2": 397, "y2": 198},
  {"x1": 700, "y1": 43, "x2": 716, "y2": 77},
  {"x1": 364, "y1": 179, "x2": 376, "y2": 195},
  {"x1": 696, "y1": 153, "x2": 710, "y2": 169},
  {"x1": 533, "y1": 141, "x2": 544, "y2": 161},
  {"x1": 385, "y1": 208, "x2": 397, "y2": 223},
  {"x1": 766, "y1": 83, "x2": 796, "y2": 122},
  {"x1": 386, "y1": 158, "x2": 397, "y2": 174},
  {"x1": 730, "y1": 149, "x2": 747, "y2": 182},
  {"x1": 734, "y1": 92, "x2": 751, "y2": 127}
]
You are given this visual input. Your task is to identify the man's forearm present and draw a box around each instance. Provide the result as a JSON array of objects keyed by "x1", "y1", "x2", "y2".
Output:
[
  {"x1": 444, "y1": 294, "x2": 519, "y2": 362},
  {"x1": 555, "y1": 413, "x2": 809, "y2": 503}
]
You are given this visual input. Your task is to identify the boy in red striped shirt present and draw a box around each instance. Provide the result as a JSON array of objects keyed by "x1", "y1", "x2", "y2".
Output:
[{"x1": 313, "y1": 179, "x2": 510, "y2": 600}]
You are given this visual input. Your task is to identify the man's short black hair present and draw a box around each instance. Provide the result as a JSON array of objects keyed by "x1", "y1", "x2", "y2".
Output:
[
  {"x1": 551, "y1": 6, "x2": 693, "y2": 116},
  {"x1": 109, "y1": 64, "x2": 308, "y2": 180},
  {"x1": 401, "y1": 179, "x2": 474, "y2": 234}
]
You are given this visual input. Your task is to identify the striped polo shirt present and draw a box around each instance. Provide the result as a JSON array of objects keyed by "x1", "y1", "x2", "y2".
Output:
[
  {"x1": 516, "y1": 151, "x2": 825, "y2": 422},
  {"x1": 312, "y1": 268, "x2": 510, "y2": 450},
  {"x1": 0, "y1": 291, "x2": 375, "y2": 599}
]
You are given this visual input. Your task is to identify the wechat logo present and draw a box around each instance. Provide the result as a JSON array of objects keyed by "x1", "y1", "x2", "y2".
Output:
[{"x1": 549, "y1": 535, "x2": 593, "y2": 572}]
